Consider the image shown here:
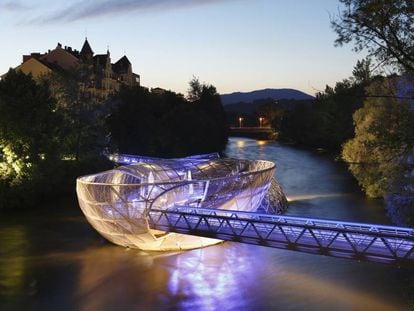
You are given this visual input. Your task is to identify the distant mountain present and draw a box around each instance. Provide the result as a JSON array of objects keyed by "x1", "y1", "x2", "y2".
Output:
[
  {"x1": 224, "y1": 98, "x2": 313, "y2": 114},
  {"x1": 221, "y1": 88, "x2": 314, "y2": 105}
]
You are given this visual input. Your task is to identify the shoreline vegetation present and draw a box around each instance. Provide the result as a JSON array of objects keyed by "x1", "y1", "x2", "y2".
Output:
[{"x1": 0, "y1": 72, "x2": 228, "y2": 210}]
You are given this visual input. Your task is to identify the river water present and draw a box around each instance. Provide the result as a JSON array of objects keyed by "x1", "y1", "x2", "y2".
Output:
[{"x1": 1, "y1": 137, "x2": 413, "y2": 311}]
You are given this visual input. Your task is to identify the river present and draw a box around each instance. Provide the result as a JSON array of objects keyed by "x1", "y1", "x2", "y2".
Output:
[{"x1": 0, "y1": 137, "x2": 413, "y2": 311}]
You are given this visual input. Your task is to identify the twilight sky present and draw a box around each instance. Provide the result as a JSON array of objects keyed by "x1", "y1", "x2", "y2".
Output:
[{"x1": 0, "y1": 0, "x2": 365, "y2": 96}]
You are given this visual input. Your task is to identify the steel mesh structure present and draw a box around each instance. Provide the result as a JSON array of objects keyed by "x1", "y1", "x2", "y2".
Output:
[
  {"x1": 148, "y1": 206, "x2": 414, "y2": 266},
  {"x1": 76, "y1": 156, "x2": 287, "y2": 251}
]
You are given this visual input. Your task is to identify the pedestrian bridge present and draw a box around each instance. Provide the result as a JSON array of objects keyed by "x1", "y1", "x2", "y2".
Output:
[
  {"x1": 148, "y1": 206, "x2": 414, "y2": 267},
  {"x1": 77, "y1": 153, "x2": 414, "y2": 267}
]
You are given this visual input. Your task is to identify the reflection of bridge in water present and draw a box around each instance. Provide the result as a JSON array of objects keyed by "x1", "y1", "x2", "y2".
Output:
[{"x1": 148, "y1": 206, "x2": 414, "y2": 267}]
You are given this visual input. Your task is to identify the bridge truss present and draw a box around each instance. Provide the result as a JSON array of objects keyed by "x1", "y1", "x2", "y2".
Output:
[{"x1": 148, "y1": 206, "x2": 414, "y2": 267}]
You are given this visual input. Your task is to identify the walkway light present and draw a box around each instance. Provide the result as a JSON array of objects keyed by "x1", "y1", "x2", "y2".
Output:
[{"x1": 238, "y1": 117, "x2": 243, "y2": 128}]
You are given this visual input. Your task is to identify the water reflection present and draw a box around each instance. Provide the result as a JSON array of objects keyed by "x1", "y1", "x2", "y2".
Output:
[
  {"x1": 287, "y1": 193, "x2": 353, "y2": 202},
  {"x1": 0, "y1": 138, "x2": 413, "y2": 310},
  {"x1": 0, "y1": 227, "x2": 27, "y2": 297},
  {"x1": 256, "y1": 140, "x2": 268, "y2": 146},
  {"x1": 236, "y1": 140, "x2": 246, "y2": 148},
  {"x1": 165, "y1": 245, "x2": 253, "y2": 309}
]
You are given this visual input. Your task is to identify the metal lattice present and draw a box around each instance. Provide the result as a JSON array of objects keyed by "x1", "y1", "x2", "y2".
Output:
[
  {"x1": 148, "y1": 206, "x2": 414, "y2": 267},
  {"x1": 76, "y1": 154, "x2": 288, "y2": 251}
]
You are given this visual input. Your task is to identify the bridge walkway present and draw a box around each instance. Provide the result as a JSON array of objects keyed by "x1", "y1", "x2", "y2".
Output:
[{"x1": 148, "y1": 206, "x2": 414, "y2": 267}]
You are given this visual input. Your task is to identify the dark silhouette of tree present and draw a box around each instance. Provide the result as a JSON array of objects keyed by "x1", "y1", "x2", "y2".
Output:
[
  {"x1": 188, "y1": 78, "x2": 228, "y2": 152},
  {"x1": 47, "y1": 69, "x2": 110, "y2": 161},
  {"x1": 279, "y1": 64, "x2": 369, "y2": 150},
  {"x1": 352, "y1": 58, "x2": 373, "y2": 83},
  {"x1": 332, "y1": 0, "x2": 414, "y2": 73},
  {"x1": 108, "y1": 79, "x2": 228, "y2": 158},
  {"x1": 256, "y1": 100, "x2": 284, "y2": 130},
  {"x1": 187, "y1": 76, "x2": 203, "y2": 102}
]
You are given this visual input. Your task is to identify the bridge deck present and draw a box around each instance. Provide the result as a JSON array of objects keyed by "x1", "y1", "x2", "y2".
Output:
[{"x1": 148, "y1": 206, "x2": 414, "y2": 267}]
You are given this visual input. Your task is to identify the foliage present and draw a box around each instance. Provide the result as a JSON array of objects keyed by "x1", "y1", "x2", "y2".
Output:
[
  {"x1": 0, "y1": 70, "x2": 62, "y2": 208},
  {"x1": 0, "y1": 69, "x2": 112, "y2": 209},
  {"x1": 47, "y1": 70, "x2": 110, "y2": 161},
  {"x1": 331, "y1": 0, "x2": 414, "y2": 73},
  {"x1": 108, "y1": 79, "x2": 228, "y2": 157},
  {"x1": 342, "y1": 77, "x2": 414, "y2": 197},
  {"x1": 352, "y1": 58, "x2": 373, "y2": 84},
  {"x1": 257, "y1": 101, "x2": 284, "y2": 130},
  {"x1": 187, "y1": 76, "x2": 203, "y2": 102},
  {"x1": 279, "y1": 102, "x2": 316, "y2": 145},
  {"x1": 279, "y1": 61, "x2": 369, "y2": 150}
]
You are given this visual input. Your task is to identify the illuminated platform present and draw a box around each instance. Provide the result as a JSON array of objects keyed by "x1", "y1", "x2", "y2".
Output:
[{"x1": 76, "y1": 154, "x2": 288, "y2": 251}]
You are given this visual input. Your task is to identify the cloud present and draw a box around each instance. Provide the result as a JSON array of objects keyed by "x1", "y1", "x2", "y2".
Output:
[
  {"x1": 0, "y1": 1, "x2": 28, "y2": 11},
  {"x1": 35, "y1": 0, "x2": 237, "y2": 23}
]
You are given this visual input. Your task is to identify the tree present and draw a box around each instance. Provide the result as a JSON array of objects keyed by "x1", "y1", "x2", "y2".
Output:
[
  {"x1": 108, "y1": 79, "x2": 228, "y2": 158},
  {"x1": 187, "y1": 76, "x2": 203, "y2": 102},
  {"x1": 342, "y1": 77, "x2": 414, "y2": 197},
  {"x1": 352, "y1": 58, "x2": 373, "y2": 83},
  {"x1": 0, "y1": 70, "x2": 62, "y2": 208},
  {"x1": 258, "y1": 101, "x2": 284, "y2": 130},
  {"x1": 279, "y1": 72, "x2": 366, "y2": 150},
  {"x1": 332, "y1": 0, "x2": 414, "y2": 73},
  {"x1": 187, "y1": 77, "x2": 228, "y2": 152},
  {"x1": 47, "y1": 69, "x2": 110, "y2": 162}
]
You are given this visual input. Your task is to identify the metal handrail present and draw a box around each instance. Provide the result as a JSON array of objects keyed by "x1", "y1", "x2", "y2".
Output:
[{"x1": 152, "y1": 206, "x2": 414, "y2": 239}]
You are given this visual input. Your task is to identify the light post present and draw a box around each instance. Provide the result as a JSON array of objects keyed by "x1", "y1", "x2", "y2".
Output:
[
  {"x1": 238, "y1": 117, "x2": 243, "y2": 128},
  {"x1": 259, "y1": 117, "x2": 264, "y2": 128}
]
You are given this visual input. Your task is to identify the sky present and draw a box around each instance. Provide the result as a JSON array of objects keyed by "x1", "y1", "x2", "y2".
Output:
[{"x1": 0, "y1": 0, "x2": 366, "y2": 96}]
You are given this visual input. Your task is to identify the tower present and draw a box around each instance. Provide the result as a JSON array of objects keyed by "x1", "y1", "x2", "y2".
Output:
[{"x1": 80, "y1": 37, "x2": 93, "y2": 61}]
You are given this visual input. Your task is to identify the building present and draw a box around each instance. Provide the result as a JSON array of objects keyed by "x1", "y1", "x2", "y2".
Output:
[{"x1": 3, "y1": 38, "x2": 140, "y2": 100}]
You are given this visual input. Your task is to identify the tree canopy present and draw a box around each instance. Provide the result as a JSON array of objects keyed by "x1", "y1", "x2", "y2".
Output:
[
  {"x1": 342, "y1": 77, "x2": 414, "y2": 197},
  {"x1": 0, "y1": 70, "x2": 60, "y2": 178},
  {"x1": 279, "y1": 60, "x2": 369, "y2": 150},
  {"x1": 108, "y1": 79, "x2": 228, "y2": 158},
  {"x1": 0, "y1": 70, "x2": 62, "y2": 207},
  {"x1": 331, "y1": 0, "x2": 414, "y2": 73},
  {"x1": 0, "y1": 69, "x2": 113, "y2": 209},
  {"x1": 47, "y1": 70, "x2": 110, "y2": 161}
]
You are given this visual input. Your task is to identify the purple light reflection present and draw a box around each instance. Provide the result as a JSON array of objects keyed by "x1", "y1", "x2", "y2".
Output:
[{"x1": 165, "y1": 244, "x2": 257, "y2": 309}]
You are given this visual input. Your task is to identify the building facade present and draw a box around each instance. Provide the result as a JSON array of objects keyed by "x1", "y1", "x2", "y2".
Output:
[{"x1": 4, "y1": 38, "x2": 140, "y2": 100}]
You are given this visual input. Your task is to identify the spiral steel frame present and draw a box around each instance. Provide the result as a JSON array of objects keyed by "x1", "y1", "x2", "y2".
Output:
[{"x1": 76, "y1": 156, "x2": 287, "y2": 251}]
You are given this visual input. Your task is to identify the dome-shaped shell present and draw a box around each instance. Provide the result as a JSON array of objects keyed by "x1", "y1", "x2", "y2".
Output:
[{"x1": 76, "y1": 157, "x2": 287, "y2": 251}]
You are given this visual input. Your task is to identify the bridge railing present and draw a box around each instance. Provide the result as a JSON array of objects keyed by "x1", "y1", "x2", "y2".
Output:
[{"x1": 148, "y1": 206, "x2": 414, "y2": 267}]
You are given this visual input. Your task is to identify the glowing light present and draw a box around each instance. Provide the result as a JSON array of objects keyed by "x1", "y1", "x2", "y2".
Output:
[
  {"x1": 287, "y1": 193, "x2": 351, "y2": 202},
  {"x1": 236, "y1": 140, "x2": 246, "y2": 148},
  {"x1": 76, "y1": 154, "x2": 287, "y2": 251}
]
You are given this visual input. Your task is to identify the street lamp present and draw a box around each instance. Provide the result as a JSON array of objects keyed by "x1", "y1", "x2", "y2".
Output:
[
  {"x1": 259, "y1": 117, "x2": 264, "y2": 128},
  {"x1": 238, "y1": 117, "x2": 243, "y2": 128}
]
